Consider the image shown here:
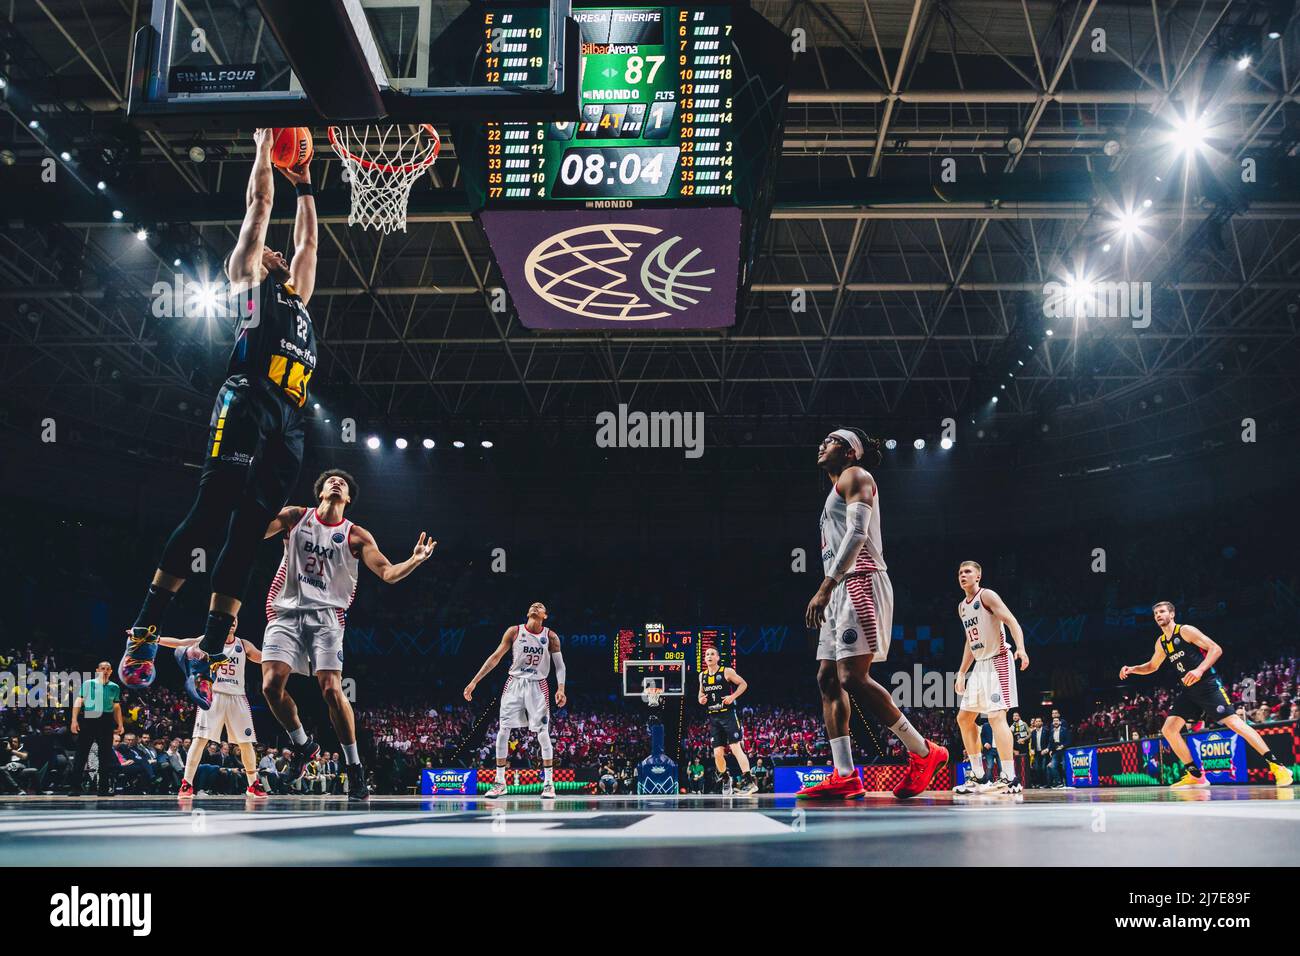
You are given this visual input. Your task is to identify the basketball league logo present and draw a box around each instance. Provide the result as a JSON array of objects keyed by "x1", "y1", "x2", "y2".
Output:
[{"x1": 523, "y1": 223, "x2": 715, "y2": 322}]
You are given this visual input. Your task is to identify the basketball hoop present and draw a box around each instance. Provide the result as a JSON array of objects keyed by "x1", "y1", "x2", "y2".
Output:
[
  {"x1": 327, "y1": 124, "x2": 440, "y2": 234},
  {"x1": 641, "y1": 686, "x2": 665, "y2": 708}
]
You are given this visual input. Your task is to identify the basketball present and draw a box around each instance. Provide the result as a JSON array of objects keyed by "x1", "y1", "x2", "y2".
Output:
[{"x1": 270, "y1": 127, "x2": 313, "y2": 170}]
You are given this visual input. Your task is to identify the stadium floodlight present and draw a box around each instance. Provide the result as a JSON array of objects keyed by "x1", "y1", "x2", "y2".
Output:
[{"x1": 366, "y1": 436, "x2": 381, "y2": 450}]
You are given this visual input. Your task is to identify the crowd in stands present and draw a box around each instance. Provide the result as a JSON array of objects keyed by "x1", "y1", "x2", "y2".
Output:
[{"x1": 2, "y1": 633, "x2": 1298, "y2": 795}]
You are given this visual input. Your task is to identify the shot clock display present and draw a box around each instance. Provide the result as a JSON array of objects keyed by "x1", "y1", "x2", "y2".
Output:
[{"x1": 484, "y1": 3, "x2": 734, "y2": 204}]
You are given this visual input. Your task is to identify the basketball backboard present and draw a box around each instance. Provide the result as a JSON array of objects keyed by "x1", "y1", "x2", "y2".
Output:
[{"x1": 127, "y1": 0, "x2": 579, "y2": 128}]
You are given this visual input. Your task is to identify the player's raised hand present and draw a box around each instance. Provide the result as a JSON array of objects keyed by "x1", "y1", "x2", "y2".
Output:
[
  {"x1": 409, "y1": 532, "x2": 437, "y2": 564},
  {"x1": 276, "y1": 159, "x2": 311, "y2": 185},
  {"x1": 1015, "y1": 649, "x2": 1030, "y2": 671},
  {"x1": 253, "y1": 128, "x2": 273, "y2": 153}
]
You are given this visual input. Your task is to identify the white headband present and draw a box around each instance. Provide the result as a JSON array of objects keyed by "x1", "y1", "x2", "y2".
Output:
[{"x1": 829, "y1": 428, "x2": 863, "y2": 460}]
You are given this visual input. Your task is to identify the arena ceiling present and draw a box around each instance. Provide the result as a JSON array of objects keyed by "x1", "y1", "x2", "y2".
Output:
[{"x1": 1, "y1": 0, "x2": 1299, "y2": 473}]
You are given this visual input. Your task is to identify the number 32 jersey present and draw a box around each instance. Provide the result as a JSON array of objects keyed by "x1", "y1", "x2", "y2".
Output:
[
  {"x1": 267, "y1": 508, "x2": 360, "y2": 618},
  {"x1": 508, "y1": 624, "x2": 552, "y2": 680}
]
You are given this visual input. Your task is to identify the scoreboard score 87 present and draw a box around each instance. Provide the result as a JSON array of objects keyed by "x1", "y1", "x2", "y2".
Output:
[{"x1": 614, "y1": 624, "x2": 737, "y2": 672}]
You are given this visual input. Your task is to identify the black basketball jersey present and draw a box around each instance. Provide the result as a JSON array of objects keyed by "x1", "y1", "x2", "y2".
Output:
[
  {"x1": 701, "y1": 667, "x2": 731, "y2": 714},
  {"x1": 1158, "y1": 624, "x2": 1215, "y2": 682},
  {"x1": 229, "y1": 276, "x2": 317, "y2": 408}
]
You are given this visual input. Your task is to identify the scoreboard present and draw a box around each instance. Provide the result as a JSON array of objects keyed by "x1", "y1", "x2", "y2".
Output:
[
  {"x1": 483, "y1": 4, "x2": 734, "y2": 204},
  {"x1": 458, "y1": 0, "x2": 791, "y2": 331},
  {"x1": 614, "y1": 624, "x2": 737, "y2": 672}
]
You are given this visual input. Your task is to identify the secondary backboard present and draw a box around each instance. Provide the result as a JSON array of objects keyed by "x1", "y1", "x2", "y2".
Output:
[{"x1": 127, "y1": 0, "x2": 579, "y2": 128}]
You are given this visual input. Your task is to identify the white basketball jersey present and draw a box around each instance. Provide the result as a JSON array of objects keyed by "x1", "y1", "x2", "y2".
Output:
[
  {"x1": 819, "y1": 479, "x2": 886, "y2": 577},
  {"x1": 267, "y1": 508, "x2": 360, "y2": 617},
  {"x1": 212, "y1": 638, "x2": 247, "y2": 695},
  {"x1": 958, "y1": 588, "x2": 1007, "y2": 661},
  {"x1": 508, "y1": 623, "x2": 551, "y2": 680}
]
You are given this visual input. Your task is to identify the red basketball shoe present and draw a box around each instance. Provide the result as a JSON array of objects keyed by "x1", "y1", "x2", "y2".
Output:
[
  {"x1": 246, "y1": 780, "x2": 269, "y2": 799},
  {"x1": 893, "y1": 741, "x2": 949, "y2": 799},
  {"x1": 795, "y1": 768, "x2": 866, "y2": 799},
  {"x1": 177, "y1": 780, "x2": 195, "y2": 799}
]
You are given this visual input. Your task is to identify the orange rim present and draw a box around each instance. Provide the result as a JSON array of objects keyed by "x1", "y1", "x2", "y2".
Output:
[{"x1": 327, "y1": 124, "x2": 440, "y2": 174}]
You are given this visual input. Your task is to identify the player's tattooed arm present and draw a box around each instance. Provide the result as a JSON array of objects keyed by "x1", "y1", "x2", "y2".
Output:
[
  {"x1": 1177, "y1": 625, "x2": 1221, "y2": 685},
  {"x1": 354, "y1": 527, "x2": 436, "y2": 583},
  {"x1": 722, "y1": 667, "x2": 746, "y2": 705},
  {"x1": 227, "y1": 129, "x2": 276, "y2": 291},
  {"x1": 263, "y1": 506, "x2": 306, "y2": 539},
  {"x1": 464, "y1": 627, "x2": 517, "y2": 700},
  {"x1": 982, "y1": 589, "x2": 1030, "y2": 671},
  {"x1": 1120, "y1": 640, "x2": 1167, "y2": 679}
]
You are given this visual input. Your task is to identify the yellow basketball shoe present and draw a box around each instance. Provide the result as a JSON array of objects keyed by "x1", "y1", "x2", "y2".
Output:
[
  {"x1": 1271, "y1": 763, "x2": 1294, "y2": 787},
  {"x1": 1170, "y1": 770, "x2": 1211, "y2": 790}
]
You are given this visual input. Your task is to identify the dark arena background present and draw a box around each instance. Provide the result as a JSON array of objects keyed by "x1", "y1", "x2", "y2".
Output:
[{"x1": 1, "y1": 0, "x2": 1298, "y2": 930}]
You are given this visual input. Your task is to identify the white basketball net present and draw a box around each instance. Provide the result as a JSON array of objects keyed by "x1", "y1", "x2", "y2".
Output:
[{"x1": 327, "y1": 124, "x2": 440, "y2": 234}]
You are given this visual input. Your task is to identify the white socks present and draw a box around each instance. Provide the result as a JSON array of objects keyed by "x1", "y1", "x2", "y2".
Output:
[
  {"x1": 543, "y1": 766, "x2": 554, "y2": 784},
  {"x1": 495, "y1": 765, "x2": 507, "y2": 785},
  {"x1": 830, "y1": 736, "x2": 855, "y2": 776},
  {"x1": 342, "y1": 743, "x2": 360, "y2": 764},
  {"x1": 889, "y1": 715, "x2": 929, "y2": 756},
  {"x1": 288, "y1": 726, "x2": 308, "y2": 746},
  {"x1": 969, "y1": 753, "x2": 984, "y2": 777}
]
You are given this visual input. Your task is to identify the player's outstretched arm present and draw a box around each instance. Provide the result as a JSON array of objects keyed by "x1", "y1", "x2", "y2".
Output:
[
  {"x1": 276, "y1": 158, "x2": 318, "y2": 304},
  {"x1": 983, "y1": 589, "x2": 1030, "y2": 670},
  {"x1": 355, "y1": 527, "x2": 436, "y2": 583},
  {"x1": 263, "y1": 506, "x2": 305, "y2": 539},
  {"x1": 1120, "y1": 640, "x2": 1167, "y2": 679},
  {"x1": 227, "y1": 129, "x2": 276, "y2": 291},
  {"x1": 722, "y1": 667, "x2": 747, "y2": 705},
  {"x1": 464, "y1": 627, "x2": 516, "y2": 700},
  {"x1": 156, "y1": 635, "x2": 201, "y2": 649}
]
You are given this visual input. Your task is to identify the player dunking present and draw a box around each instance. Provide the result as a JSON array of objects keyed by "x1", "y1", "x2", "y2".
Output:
[
  {"x1": 698, "y1": 647, "x2": 758, "y2": 795},
  {"x1": 157, "y1": 623, "x2": 267, "y2": 799},
  {"x1": 798, "y1": 428, "x2": 947, "y2": 800},
  {"x1": 119, "y1": 129, "x2": 318, "y2": 705},
  {"x1": 260, "y1": 469, "x2": 436, "y2": 800},
  {"x1": 1120, "y1": 601, "x2": 1293, "y2": 789},
  {"x1": 953, "y1": 561, "x2": 1030, "y2": 794},
  {"x1": 464, "y1": 603, "x2": 568, "y2": 799}
]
